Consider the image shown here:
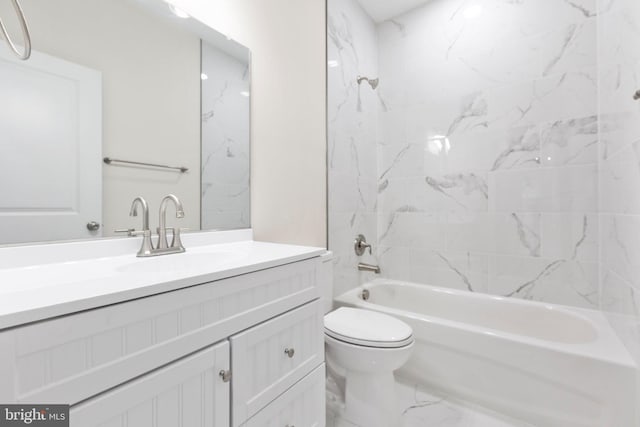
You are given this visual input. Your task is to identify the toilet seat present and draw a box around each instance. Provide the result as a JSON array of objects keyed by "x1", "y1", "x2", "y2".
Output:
[{"x1": 324, "y1": 307, "x2": 413, "y2": 348}]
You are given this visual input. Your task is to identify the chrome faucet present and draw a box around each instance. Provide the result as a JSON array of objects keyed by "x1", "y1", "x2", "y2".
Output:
[
  {"x1": 130, "y1": 197, "x2": 150, "y2": 230},
  {"x1": 129, "y1": 196, "x2": 154, "y2": 257},
  {"x1": 354, "y1": 234, "x2": 380, "y2": 273},
  {"x1": 157, "y1": 194, "x2": 185, "y2": 252},
  {"x1": 117, "y1": 195, "x2": 186, "y2": 257},
  {"x1": 358, "y1": 263, "x2": 381, "y2": 274}
]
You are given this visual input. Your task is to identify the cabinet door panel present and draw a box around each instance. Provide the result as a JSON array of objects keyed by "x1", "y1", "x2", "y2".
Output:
[
  {"x1": 70, "y1": 341, "x2": 229, "y2": 427},
  {"x1": 243, "y1": 364, "x2": 325, "y2": 427},
  {"x1": 231, "y1": 300, "x2": 324, "y2": 425}
]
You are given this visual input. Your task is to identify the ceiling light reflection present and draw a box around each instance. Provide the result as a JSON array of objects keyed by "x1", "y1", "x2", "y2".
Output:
[
  {"x1": 426, "y1": 135, "x2": 451, "y2": 156},
  {"x1": 464, "y1": 5, "x2": 483, "y2": 20},
  {"x1": 168, "y1": 3, "x2": 189, "y2": 18}
]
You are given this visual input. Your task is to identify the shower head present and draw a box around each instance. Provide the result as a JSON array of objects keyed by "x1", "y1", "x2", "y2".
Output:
[{"x1": 357, "y1": 75, "x2": 379, "y2": 90}]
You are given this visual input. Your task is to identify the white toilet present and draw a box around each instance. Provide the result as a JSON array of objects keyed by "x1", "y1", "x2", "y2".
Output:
[{"x1": 324, "y1": 306, "x2": 415, "y2": 427}]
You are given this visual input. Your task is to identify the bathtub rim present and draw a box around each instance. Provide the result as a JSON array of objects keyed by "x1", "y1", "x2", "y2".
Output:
[{"x1": 334, "y1": 279, "x2": 636, "y2": 369}]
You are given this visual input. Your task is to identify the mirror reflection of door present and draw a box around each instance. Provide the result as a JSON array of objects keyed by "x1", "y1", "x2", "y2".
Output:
[
  {"x1": 0, "y1": 49, "x2": 102, "y2": 244},
  {"x1": 0, "y1": 0, "x2": 251, "y2": 246}
]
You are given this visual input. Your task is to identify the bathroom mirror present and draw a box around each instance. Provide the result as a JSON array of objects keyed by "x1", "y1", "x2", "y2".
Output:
[{"x1": 0, "y1": 0, "x2": 250, "y2": 245}]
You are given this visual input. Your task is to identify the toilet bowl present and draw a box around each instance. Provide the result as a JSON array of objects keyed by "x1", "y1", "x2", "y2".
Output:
[{"x1": 324, "y1": 307, "x2": 414, "y2": 427}]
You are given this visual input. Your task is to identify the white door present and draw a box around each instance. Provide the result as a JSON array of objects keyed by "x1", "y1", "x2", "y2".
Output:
[
  {"x1": 0, "y1": 49, "x2": 102, "y2": 244},
  {"x1": 70, "y1": 341, "x2": 231, "y2": 427}
]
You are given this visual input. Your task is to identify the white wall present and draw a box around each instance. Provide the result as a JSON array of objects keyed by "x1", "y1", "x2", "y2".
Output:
[{"x1": 173, "y1": 0, "x2": 327, "y2": 248}]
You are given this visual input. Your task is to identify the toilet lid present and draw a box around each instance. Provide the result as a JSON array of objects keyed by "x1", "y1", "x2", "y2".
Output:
[{"x1": 324, "y1": 307, "x2": 413, "y2": 348}]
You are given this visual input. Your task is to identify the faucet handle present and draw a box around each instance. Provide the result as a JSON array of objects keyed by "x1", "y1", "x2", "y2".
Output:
[
  {"x1": 354, "y1": 234, "x2": 372, "y2": 256},
  {"x1": 115, "y1": 228, "x2": 150, "y2": 237},
  {"x1": 115, "y1": 228, "x2": 138, "y2": 237}
]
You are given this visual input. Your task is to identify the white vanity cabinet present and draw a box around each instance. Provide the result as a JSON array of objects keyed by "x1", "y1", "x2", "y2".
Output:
[{"x1": 0, "y1": 252, "x2": 327, "y2": 427}]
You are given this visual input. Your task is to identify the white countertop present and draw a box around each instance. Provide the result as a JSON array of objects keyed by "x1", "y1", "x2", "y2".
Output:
[{"x1": 0, "y1": 230, "x2": 325, "y2": 330}]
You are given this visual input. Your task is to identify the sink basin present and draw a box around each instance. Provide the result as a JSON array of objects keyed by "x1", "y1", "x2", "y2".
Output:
[{"x1": 116, "y1": 251, "x2": 243, "y2": 274}]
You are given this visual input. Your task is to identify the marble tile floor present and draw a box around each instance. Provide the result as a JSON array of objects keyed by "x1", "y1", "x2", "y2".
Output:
[{"x1": 326, "y1": 376, "x2": 533, "y2": 427}]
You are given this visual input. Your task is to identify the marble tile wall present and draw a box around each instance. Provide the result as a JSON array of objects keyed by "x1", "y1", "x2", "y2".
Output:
[
  {"x1": 374, "y1": 0, "x2": 600, "y2": 309},
  {"x1": 329, "y1": 0, "x2": 640, "y2": 316},
  {"x1": 201, "y1": 43, "x2": 251, "y2": 230},
  {"x1": 328, "y1": 0, "x2": 380, "y2": 296},
  {"x1": 327, "y1": 0, "x2": 640, "y2": 413},
  {"x1": 598, "y1": 0, "x2": 640, "y2": 363}
]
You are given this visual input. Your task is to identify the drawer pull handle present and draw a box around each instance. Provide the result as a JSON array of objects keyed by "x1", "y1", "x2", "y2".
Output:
[
  {"x1": 219, "y1": 369, "x2": 231, "y2": 383},
  {"x1": 284, "y1": 348, "x2": 295, "y2": 358}
]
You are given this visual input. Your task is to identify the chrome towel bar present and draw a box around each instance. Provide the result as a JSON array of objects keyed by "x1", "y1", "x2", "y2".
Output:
[{"x1": 103, "y1": 157, "x2": 188, "y2": 173}]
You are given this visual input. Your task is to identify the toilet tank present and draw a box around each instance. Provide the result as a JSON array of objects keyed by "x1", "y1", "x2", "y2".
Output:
[{"x1": 317, "y1": 251, "x2": 334, "y2": 313}]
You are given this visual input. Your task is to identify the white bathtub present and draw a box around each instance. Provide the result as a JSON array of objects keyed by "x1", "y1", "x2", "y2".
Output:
[{"x1": 335, "y1": 279, "x2": 637, "y2": 427}]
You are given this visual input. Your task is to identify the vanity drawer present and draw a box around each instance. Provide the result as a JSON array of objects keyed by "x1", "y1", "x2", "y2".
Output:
[
  {"x1": 231, "y1": 300, "x2": 324, "y2": 426},
  {"x1": 242, "y1": 364, "x2": 325, "y2": 427},
  {"x1": 0, "y1": 257, "x2": 320, "y2": 405}
]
